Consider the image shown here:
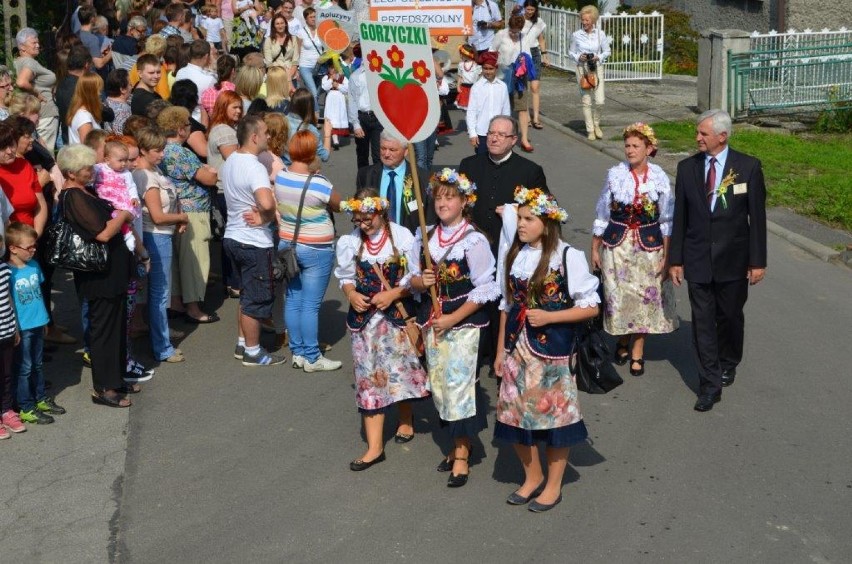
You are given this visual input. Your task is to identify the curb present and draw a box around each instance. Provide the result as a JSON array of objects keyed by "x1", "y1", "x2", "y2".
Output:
[{"x1": 539, "y1": 114, "x2": 846, "y2": 265}]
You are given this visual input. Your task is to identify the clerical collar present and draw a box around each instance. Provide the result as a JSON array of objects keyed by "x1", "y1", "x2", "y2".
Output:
[{"x1": 489, "y1": 151, "x2": 514, "y2": 165}]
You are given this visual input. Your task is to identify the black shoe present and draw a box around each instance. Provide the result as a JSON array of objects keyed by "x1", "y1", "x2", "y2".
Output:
[
  {"x1": 437, "y1": 456, "x2": 453, "y2": 472},
  {"x1": 349, "y1": 451, "x2": 385, "y2": 471},
  {"x1": 629, "y1": 358, "x2": 645, "y2": 377},
  {"x1": 721, "y1": 368, "x2": 737, "y2": 387},
  {"x1": 447, "y1": 457, "x2": 469, "y2": 487},
  {"x1": 394, "y1": 431, "x2": 414, "y2": 444},
  {"x1": 529, "y1": 494, "x2": 563, "y2": 513},
  {"x1": 506, "y1": 482, "x2": 546, "y2": 505},
  {"x1": 694, "y1": 392, "x2": 722, "y2": 412},
  {"x1": 614, "y1": 343, "x2": 629, "y2": 366}
]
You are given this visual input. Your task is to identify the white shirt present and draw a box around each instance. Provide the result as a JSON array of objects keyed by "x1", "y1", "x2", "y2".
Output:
[
  {"x1": 222, "y1": 152, "x2": 275, "y2": 248},
  {"x1": 69, "y1": 108, "x2": 100, "y2": 144},
  {"x1": 470, "y1": 0, "x2": 502, "y2": 52},
  {"x1": 334, "y1": 222, "x2": 418, "y2": 289},
  {"x1": 706, "y1": 146, "x2": 729, "y2": 212},
  {"x1": 201, "y1": 17, "x2": 224, "y2": 43},
  {"x1": 592, "y1": 162, "x2": 674, "y2": 237},
  {"x1": 466, "y1": 77, "x2": 511, "y2": 138},
  {"x1": 0, "y1": 190, "x2": 14, "y2": 252},
  {"x1": 457, "y1": 60, "x2": 481, "y2": 85},
  {"x1": 569, "y1": 27, "x2": 611, "y2": 65},
  {"x1": 522, "y1": 19, "x2": 546, "y2": 52},
  {"x1": 490, "y1": 29, "x2": 529, "y2": 68},
  {"x1": 298, "y1": 27, "x2": 323, "y2": 68},
  {"x1": 347, "y1": 66, "x2": 371, "y2": 129},
  {"x1": 175, "y1": 63, "x2": 217, "y2": 121}
]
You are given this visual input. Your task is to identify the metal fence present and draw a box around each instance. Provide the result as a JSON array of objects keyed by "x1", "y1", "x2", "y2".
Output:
[
  {"x1": 504, "y1": 2, "x2": 663, "y2": 81},
  {"x1": 728, "y1": 30, "x2": 852, "y2": 117}
]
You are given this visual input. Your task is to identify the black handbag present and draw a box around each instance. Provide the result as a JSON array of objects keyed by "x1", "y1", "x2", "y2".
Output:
[
  {"x1": 561, "y1": 248, "x2": 622, "y2": 394},
  {"x1": 45, "y1": 191, "x2": 109, "y2": 272},
  {"x1": 277, "y1": 174, "x2": 314, "y2": 282}
]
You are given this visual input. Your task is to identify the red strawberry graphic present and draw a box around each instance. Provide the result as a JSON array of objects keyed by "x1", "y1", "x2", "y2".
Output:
[{"x1": 377, "y1": 82, "x2": 427, "y2": 140}]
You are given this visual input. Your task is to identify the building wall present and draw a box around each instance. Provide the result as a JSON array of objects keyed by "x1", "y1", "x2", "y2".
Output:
[{"x1": 786, "y1": 0, "x2": 852, "y2": 30}]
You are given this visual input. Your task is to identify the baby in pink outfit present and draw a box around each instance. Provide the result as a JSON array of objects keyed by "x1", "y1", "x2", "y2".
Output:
[{"x1": 94, "y1": 141, "x2": 142, "y2": 252}]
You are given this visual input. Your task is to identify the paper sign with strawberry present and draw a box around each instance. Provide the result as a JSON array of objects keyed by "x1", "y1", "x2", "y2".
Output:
[{"x1": 359, "y1": 22, "x2": 440, "y2": 143}]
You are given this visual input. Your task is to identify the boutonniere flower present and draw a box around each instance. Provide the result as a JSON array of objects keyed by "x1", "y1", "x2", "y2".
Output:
[
  {"x1": 399, "y1": 255, "x2": 407, "y2": 270},
  {"x1": 716, "y1": 169, "x2": 738, "y2": 210},
  {"x1": 402, "y1": 176, "x2": 414, "y2": 203}
]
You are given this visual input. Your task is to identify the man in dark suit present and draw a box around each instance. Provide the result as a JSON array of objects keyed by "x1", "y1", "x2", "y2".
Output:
[
  {"x1": 458, "y1": 114, "x2": 548, "y2": 373},
  {"x1": 458, "y1": 115, "x2": 547, "y2": 252},
  {"x1": 355, "y1": 131, "x2": 430, "y2": 235},
  {"x1": 669, "y1": 109, "x2": 767, "y2": 412}
]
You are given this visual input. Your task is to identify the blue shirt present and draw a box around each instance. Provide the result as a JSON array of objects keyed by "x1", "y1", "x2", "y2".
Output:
[
  {"x1": 705, "y1": 146, "x2": 729, "y2": 212},
  {"x1": 10, "y1": 262, "x2": 49, "y2": 331},
  {"x1": 380, "y1": 162, "x2": 407, "y2": 224}
]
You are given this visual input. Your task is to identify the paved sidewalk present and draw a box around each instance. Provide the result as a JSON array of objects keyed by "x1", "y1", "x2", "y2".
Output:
[{"x1": 536, "y1": 71, "x2": 852, "y2": 265}]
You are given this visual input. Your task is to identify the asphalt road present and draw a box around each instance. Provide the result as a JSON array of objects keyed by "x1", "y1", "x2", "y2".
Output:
[{"x1": 1, "y1": 111, "x2": 850, "y2": 563}]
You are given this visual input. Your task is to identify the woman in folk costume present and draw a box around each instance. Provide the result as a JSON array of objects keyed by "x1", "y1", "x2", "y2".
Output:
[
  {"x1": 335, "y1": 189, "x2": 430, "y2": 472},
  {"x1": 410, "y1": 169, "x2": 501, "y2": 488},
  {"x1": 494, "y1": 187, "x2": 600, "y2": 512}
]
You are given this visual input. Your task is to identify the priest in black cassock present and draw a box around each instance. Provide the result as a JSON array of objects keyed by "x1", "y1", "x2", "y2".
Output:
[{"x1": 458, "y1": 114, "x2": 548, "y2": 373}]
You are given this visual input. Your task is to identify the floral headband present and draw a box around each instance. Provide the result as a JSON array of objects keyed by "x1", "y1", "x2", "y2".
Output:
[
  {"x1": 622, "y1": 122, "x2": 658, "y2": 147},
  {"x1": 428, "y1": 168, "x2": 478, "y2": 207},
  {"x1": 339, "y1": 196, "x2": 390, "y2": 215},
  {"x1": 513, "y1": 186, "x2": 569, "y2": 223}
]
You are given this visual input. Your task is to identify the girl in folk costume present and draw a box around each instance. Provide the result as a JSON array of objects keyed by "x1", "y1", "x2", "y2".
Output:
[
  {"x1": 455, "y1": 44, "x2": 481, "y2": 110},
  {"x1": 410, "y1": 169, "x2": 501, "y2": 488},
  {"x1": 335, "y1": 190, "x2": 430, "y2": 472},
  {"x1": 494, "y1": 187, "x2": 600, "y2": 512}
]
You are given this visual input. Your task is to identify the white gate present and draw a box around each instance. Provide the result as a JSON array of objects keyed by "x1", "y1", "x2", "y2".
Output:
[{"x1": 504, "y1": 2, "x2": 663, "y2": 81}]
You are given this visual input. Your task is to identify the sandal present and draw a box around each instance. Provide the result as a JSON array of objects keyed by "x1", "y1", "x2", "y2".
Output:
[
  {"x1": 184, "y1": 312, "x2": 220, "y2": 324},
  {"x1": 614, "y1": 343, "x2": 630, "y2": 365},
  {"x1": 91, "y1": 390, "x2": 131, "y2": 408},
  {"x1": 520, "y1": 142, "x2": 535, "y2": 153},
  {"x1": 532, "y1": 121, "x2": 544, "y2": 129},
  {"x1": 119, "y1": 384, "x2": 143, "y2": 394},
  {"x1": 630, "y1": 358, "x2": 645, "y2": 377}
]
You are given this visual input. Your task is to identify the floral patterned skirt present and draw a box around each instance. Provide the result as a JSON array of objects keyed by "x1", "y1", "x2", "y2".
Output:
[
  {"x1": 351, "y1": 313, "x2": 429, "y2": 413},
  {"x1": 424, "y1": 326, "x2": 480, "y2": 424},
  {"x1": 496, "y1": 331, "x2": 586, "y2": 437},
  {"x1": 601, "y1": 237, "x2": 679, "y2": 335}
]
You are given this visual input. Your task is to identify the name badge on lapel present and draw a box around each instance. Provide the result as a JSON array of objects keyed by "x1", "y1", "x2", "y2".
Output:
[
  {"x1": 407, "y1": 200, "x2": 419, "y2": 212},
  {"x1": 733, "y1": 183, "x2": 748, "y2": 195}
]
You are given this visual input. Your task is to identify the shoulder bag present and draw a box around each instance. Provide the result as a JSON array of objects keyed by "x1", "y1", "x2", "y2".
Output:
[
  {"x1": 371, "y1": 262, "x2": 425, "y2": 357},
  {"x1": 45, "y1": 190, "x2": 109, "y2": 273},
  {"x1": 277, "y1": 173, "x2": 314, "y2": 282},
  {"x1": 563, "y1": 247, "x2": 622, "y2": 394}
]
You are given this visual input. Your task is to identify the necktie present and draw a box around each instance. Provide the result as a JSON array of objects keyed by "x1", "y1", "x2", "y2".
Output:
[
  {"x1": 386, "y1": 170, "x2": 398, "y2": 223},
  {"x1": 705, "y1": 157, "x2": 717, "y2": 210}
]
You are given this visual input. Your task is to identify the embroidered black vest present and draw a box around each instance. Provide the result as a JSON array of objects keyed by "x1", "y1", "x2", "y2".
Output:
[
  {"x1": 602, "y1": 189, "x2": 664, "y2": 251},
  {"x1": 416, "y1": 251, "x2": 489, "y2": 328},
  {"x1": 346, "y1": 257, "x2": 412, "y2": 331},
  {"x1": 504, "y1": 266, "x2": 577, "y2": 359}
]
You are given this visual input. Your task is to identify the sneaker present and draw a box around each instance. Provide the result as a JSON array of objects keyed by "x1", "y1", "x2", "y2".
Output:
[
  {"x1": 241, "y1": 347, "x2": 286, "y2": 367},
  {"x1": 124, "y1": 361, "x2": 155, "y2": 383},
  {"x1": 234, "y1": 344, "x2": 245, "y2": 360},
  {"x1": 82, "y1": 351, "x2": 92, "y2": 367},
  {"x1": 1, "y1": 410, "x2": 26, "y2": 433},
  {"x1": 19, "y1": 409, "x2": 55, "y2": 424},
  {"x1": 36, "y1": 398, "x2": 66, "y2": 415},
  {"x1": 164, "y1": 352, "x2": 185, "y2": 363},
  {"x1": 292, "y1": 355, "x2": 305, "y2": 369},
  {"x1": 303, "y1": 355, "x2": 342, "y2": 372},
  {"x1": 0, "y1": 426, "x2": 9, "y2": 439}
]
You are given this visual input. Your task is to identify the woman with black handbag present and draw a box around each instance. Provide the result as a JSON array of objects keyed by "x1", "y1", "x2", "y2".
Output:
[
  {"x1": 334, "y1": 188, "x2": 429, "y2": 471},
  {"x1": 493, "y1": 188, "x2": 600, "y2": 512},
  {"x1": 56, "y1": 144, "x2": 135, "y2": 408}
]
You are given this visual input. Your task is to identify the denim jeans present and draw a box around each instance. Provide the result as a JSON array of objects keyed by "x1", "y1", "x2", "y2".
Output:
[
  {"x1": 15, "y1": 328, "x2": 45, "y2": 412},
  {"x1": 278, "y1": 241, "x2": 334, "y2": 363},
  {"x1": 298, "y1": 66, "x2": 321, "y2": 110},
  {"x1": 144, "y1": 232, "x2": 177, "y2": 360},
  {"x1": 414, "y1": 131, "x2": 438, "y2": 171}
]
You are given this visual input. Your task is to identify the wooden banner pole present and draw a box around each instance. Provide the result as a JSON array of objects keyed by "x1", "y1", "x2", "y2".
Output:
[{"x1": 406, "y1": 144, "x2": 440, "y2": 316}]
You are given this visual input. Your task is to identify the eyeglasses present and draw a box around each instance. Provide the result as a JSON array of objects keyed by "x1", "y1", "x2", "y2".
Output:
[
  {"x1": 351, "y1": 216, "x2": 375, "y2": 226},
  {"x1": 0, "y1": 83, "x2": 12, "y2": 90},
  {"x1": 487, "y1": 131, "x2": 516, "y2": 138},
  {"x1": 13, "y1": 245, "x2": 37, "y2": 253}
]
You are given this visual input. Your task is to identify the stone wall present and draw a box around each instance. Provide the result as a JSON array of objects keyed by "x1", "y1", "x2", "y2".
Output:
[{"x1": 786, "y1": 0, "x2": 852, "y2": 30}]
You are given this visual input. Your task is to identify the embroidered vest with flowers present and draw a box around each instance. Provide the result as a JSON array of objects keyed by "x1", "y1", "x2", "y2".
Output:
[
  {"x1": 602, "y1": 168, "x2": 664, "y2": 251},
  {"x1": 416, "y1": 251, "x2": 489, "y2": 328},
  {"x1": 504, "y1": 266, "x2": 577, "y2": 359},
  {"x1": 346, "y1": 256, "x2": 413, "y2": 331}
]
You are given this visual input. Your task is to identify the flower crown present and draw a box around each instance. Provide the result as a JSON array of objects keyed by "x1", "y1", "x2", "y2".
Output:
[
  {"x1": 428, "y1": 168, "x2": 477, "y2": 207},
  {"x1": 339, "y1": 196, "x2": 390, "y2": 215},
  {"x1": 513, "y1": 186, "x2": 569, "y2": 223},
  {"x1": 622, "y1": 122, "x2": 658, "y2": 147}
]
